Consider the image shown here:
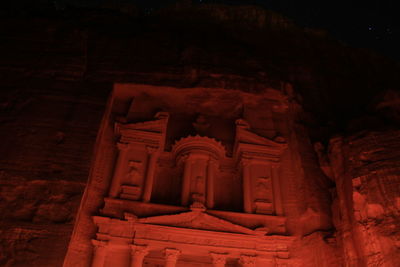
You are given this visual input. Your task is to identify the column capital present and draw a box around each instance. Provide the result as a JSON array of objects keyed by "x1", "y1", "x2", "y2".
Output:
[
  {"x1": 239, "y1": 254, "x2": 256, "y2": 267},
  {"x1": 271, "y1": 163, "x2": 280, "y2": 169},
  {"x1": 91, "y1": 239, "x2": 108, "y2": 267},
  {"x1": 117, "y1": 142, "x2": 130, "y2": 151},
  {"x1": 178, "y1": 153, "x2": 194, "y2": 163},
  {"x1": 130, "y1": 244, "x2": 149, "y2": 257},
  {"x1": 240, "y1": 158, "x2": 253, "y2": 167},
  {"x1": 130, "y1": 244, "x2": 149, "y2": 267},
  {"x1": 164, "y1": 248, "x2": 181, "y2": 261},
  {"x1": 208, "y1": 157, "x2": 219, "y2": 166},
  {"x1": 146, "y1": 145, "x2": 159, "y2": 155},
  {"x1": 91, "y1": 239, "x2": 108, "y2": 248},
  {"x1": 210, "y1": 252, "x2": 228, "y2": 266}
]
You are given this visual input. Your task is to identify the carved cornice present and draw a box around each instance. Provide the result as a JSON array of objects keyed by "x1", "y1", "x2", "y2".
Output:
[{"x1": 172, "y1": 135, "x2": 226, "y2": 163}]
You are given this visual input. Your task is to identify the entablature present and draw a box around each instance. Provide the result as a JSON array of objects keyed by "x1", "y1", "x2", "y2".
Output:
[{"x1": 101, "y1": 198, "x2": 287, "y2": 235}]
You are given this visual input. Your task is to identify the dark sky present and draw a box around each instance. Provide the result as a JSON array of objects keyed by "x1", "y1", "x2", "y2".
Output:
[
  {"x1": 254, "y1": 0, "x2": 399, "y2": 60},
  {"x1": 131, "y1": 0, "x2": 400, "y2": 61},
  {"x1": 10, "y1": 0, "x2": 400, "y2": 60}
]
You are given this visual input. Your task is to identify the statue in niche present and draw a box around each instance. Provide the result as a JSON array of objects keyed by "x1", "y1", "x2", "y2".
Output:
[
  {"x1": 191, "y1": 193, "x2": 205, "y2": 203},
  {"x1": 192, "y1": 114, "x2": 210, "y2": 136},
  {"x1": 255, "y1": 176, "x2": 272, "y2": 202},
  {"x1": 191, "y1": 176, "x2": 205, "y2": 203},
  {"x1": 126, "y1": 160, "x2": 142, "y2": 185},
  {"x1": 254, "y1": 176, "x2": 274, "y2": 214},
  {"x1": 195, "y1": 176, "x2": 205, "y2": 192}
]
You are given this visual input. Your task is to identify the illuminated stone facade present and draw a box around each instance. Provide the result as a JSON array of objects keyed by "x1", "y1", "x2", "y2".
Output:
[{"x1": 64, "y1": 84, "x2": 335, "y2": 267}]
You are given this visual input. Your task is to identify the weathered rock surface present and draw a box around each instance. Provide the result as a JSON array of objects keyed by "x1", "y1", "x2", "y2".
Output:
[
  {"x1": 326, "y1": 129, "x2": 400, "y2": 266},
  {"x1": 0, "y1": 79, "x2": 109, "y2": 266}
]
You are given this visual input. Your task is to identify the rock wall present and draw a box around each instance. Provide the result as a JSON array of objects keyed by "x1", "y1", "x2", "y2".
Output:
[
  {"x1": 0, "y1": 79, "x2": 109, "y2": 266},
  {"x1": 327, "y1": 131, "x2": 400, "y2": 266}
]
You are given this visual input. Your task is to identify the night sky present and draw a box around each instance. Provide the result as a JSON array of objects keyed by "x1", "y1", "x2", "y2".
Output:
[
  {"x1": 254, "y1": 0, "x2": 399, "y2": 61},
  {"x1": 5, "y1": 0, "x2": 400, "y2": 61},
  {"x1": 120, "y1": 0, "x2": 400, "y2": 61}
]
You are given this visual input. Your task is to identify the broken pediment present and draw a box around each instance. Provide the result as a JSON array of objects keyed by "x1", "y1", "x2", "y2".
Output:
[
  {"x1": 234, "y1": 118, "x2": 287, "y2": 161},
  {"x1": 116, "y1": 112, "x2": 169, "y2": 133},
  {"x1": 115, "y1": 112, "x2": 169, "y2": 148},
  {"x1": 136, "y1": 207, "x2": 260, "y2": 236}
]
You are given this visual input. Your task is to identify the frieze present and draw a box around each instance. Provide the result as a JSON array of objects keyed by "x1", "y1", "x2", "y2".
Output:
[{"x1": 133, "y1": 223, "x2": 293, "y2": 252}]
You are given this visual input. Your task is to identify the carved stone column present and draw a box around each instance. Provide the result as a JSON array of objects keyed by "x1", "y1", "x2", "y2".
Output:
[
  {"x1": 181, "y1": 155, "x2": 193, "y2": 206},
  {"x1": 109, "y1": 142, "x2": 130, "y2": 198},
  {"x1": 210, "y1": 252, "x2": 228, "y2": 267},
  {"x1": 142, "y1": 146, "x2": 159, "y2": 202},
  {"x1": 164, "y1": 248, "x2": 181, "y2": 267},
  {"x1": 241, "y1": 159, "x2": 253, "y2": 213},
  {"x1": 239, "y1": 255, "x2": 256, "y2": 267},
  {"x1": 271, "y1": 165, "x2": 283, "y2": 216},
  {"x1": 130, "y1": 244, "x2": 149, "y2": 267},
  {"x1": 108, "y1": 243, "x2": 131, "y2": 267},
  {"x1": 91, "y1": 240, "x2": 108, "y2": 267},
  {"x1": 206, "y1": 159, "x2": 218, "y2": 209}
]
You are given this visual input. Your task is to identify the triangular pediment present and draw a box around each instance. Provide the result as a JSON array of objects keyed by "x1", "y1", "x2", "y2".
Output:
[{"x1": 137, "y1": 210, "x2": 257, "y2": 235}]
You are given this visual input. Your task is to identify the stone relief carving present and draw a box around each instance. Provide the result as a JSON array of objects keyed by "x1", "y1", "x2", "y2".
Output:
[
  {"x1": 126, "y1": 160, "x2": 142, "y2": 184},
  {"x1": 191, "y1": 175, "x2": 206, "y2": 203},
  {"x1": 120, "y1": 160, "x2": 143, "y2": 200},
  {"x1": 254, "y1": 176, "x2": 273, "y2": 214},
  {"x1": 255, "y1": 176, "x2": 272, "y2": 200},
  {"x1": 234, "y1": 118, "x2": 287, "y2": 215},
  {"x1": 192, "y1": 114, "x2": 211, "y2": 135},
  {"x1": 90, "y1": 113, "x2": 292, "y2": 267},
  {"x1": 172, "y1": 135, "x2": 226, "y2": 207}
]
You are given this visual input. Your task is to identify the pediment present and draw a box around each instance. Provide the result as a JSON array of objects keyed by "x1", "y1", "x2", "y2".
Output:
[
  {"x1": 235, "y1": 119, "x2": 286, "y2": 148},
  {"x1": 137, "y1": 210, "x2": 257, "y2": 235},
  {"x1": 116, "y1": 112, "x2": 169, "y2": 134}
]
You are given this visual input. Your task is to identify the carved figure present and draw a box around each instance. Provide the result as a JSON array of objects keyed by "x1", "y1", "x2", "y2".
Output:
[
  {"x1": 255, "y1": 176, "x2": 272, "y2": 201},
  {"x1": 195, "y1": 175, "x2": 205, "y2": 193},
  {"x1": 192, "y1": 114, "x2": 210, "y2": 135},
  {"x1": 126, "y1": 160, "x2": 142, "y2": 185}
]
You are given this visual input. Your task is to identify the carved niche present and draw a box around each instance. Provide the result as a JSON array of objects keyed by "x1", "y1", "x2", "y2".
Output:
[
  {"x1": 109, "y1": 112, "x2": 169, "y2": 201},
  {"x1": 172, "y1": 135, "x2": 226, "y2": 208},
  {"x1": 234, "y1": 119, "x2": 287, "y2": 215}
]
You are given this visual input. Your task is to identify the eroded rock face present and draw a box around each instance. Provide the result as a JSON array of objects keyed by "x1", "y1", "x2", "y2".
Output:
[
  {"x1": 326, "y1": 131, "x2": 400, "y2": 266},
  {"x1": 0, "y1": 80, "x2": 109, "y2": 267},
  {"x1": 0, "y1": 173, "x2": 85, "y2": 266}
]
